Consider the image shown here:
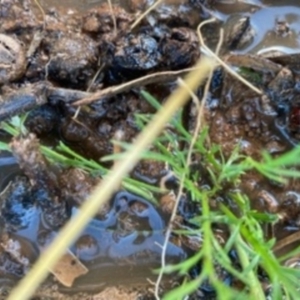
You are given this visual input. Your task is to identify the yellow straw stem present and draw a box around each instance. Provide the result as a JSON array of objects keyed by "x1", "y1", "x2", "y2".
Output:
[
  {"x1": 130, "y1": 0, "x2": 164, "y2": 30},
  {"x1": 7, "y1": 56, "x2": 214, "y2": 300}
]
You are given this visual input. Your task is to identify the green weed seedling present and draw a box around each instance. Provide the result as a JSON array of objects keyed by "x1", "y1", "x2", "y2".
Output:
[
  {"x1": 138, "y1": 90, "x2": 300, "y2": 300},
  {"x1": 0, "y1": 115, "x2": 160, "y2": 202},
  {"x1": 3, "y1": 88, "x2": 300, "y2": 300}
]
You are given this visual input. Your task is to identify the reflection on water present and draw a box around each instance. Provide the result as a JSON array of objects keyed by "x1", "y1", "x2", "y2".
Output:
[
  {"x1": 0, "y1": 157, "x2": 185, "y2": 288},
  {"x1": 214, "y1": 1, "x2": 300, "y2": 54},
  {"x1": 230, "y1": 5, "x2": 300, "y2": 53}
]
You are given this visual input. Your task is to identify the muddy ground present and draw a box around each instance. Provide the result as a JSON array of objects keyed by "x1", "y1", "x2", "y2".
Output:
[{"x1": 1, "y1": 0, "x2": 300, "y2": 299}]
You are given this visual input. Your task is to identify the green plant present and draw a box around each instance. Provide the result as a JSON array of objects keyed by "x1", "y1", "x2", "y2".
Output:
[
  {"x1": 0, "y1": 115, "x2": 163, "y2": 202},
  {"x1": 3, "y1": 88, "x2": 300, "y2": 299},
  {"x1": 103, "y1": 90, "x2": 300, "y2": 299}
]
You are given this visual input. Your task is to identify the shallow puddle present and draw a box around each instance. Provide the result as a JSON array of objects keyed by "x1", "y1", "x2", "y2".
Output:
[{"x1": 0, "y1": 164, "x2": 185, "y2": 291}]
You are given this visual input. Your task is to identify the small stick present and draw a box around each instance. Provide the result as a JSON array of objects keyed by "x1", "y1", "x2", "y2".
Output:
[
  {"x1": 0, "y1": 94, "x2": 43, "y2": 122},
  {"x1": 107, "y1": 0, "x2": 117, "y2": 36},
  {"x1": 0, "y1": 83, "x2": 48, "y2": 122},
  {"x1": 32, "y1": 0, "x2": 46, "y2": 29},
  {"x1": 197, "y1": 18, "x2": 263, "y2": 95},
  {"x1": 47, "y1": 87, "x2": 91, "y2": 103},
  {"x1": 273, "y1": 231, "x2": 300, "y2": 254},
  {"x1": 26, "y1": 0, "x2": 46, "y2": 59},
  {"x1": 73, "y1": 59, "x2": 104, "y2": 119},
  {"x1": 73, "y1": 67, "x2": 202, "y2": 106},
  {"x1": 154, "y1": 24, "x2": 223, "y2": 300},
  {"x1": 0, "y1": 68, "x2": 202, "y2": 122},
  {"x1": 130, "y1": 0, "x2": 164, "y2": 31},
  {"x1": 0, "y1": 85, "x2": 91, "y2": 122}
]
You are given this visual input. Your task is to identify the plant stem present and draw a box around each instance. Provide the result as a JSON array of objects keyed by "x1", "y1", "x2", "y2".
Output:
[{"x1": 233, "y1": 228, "x2": 265, "y2": 300}]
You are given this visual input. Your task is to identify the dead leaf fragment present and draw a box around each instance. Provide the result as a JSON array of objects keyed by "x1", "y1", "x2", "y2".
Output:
[{"x1": 50, "y1": 249, "x2": 88, "y2": 287}]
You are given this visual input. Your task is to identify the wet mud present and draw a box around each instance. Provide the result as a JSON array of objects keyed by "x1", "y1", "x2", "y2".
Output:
[{"x1": 1, "y1": 0, "x2": 300, "y2": 299}]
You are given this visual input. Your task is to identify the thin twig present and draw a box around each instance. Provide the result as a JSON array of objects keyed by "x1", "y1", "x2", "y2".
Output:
[
  {"x1": 27, "y1": 0, "x2": 46, "y2": 59},
  {"x1": 7, "y1": 57, "x2": 214, "y2": 300},
  {"x1": 87, "y1": 63, "x2": 104, "y2": 93},
  {"x1": 154, "y1": 163, "x2": 186, "y2": 299},
  {"x1": 0, "y1": 83, "x2": 48, "y2": 122},
  {"x1": 107, "y1": 0, "x2": 117, "y2": 36},
  {"x1": 75, "y1": 19, "x2": 262, "y2": 107},
  {"x1": 47, "y1": 86, "x2": 91, "y2": 103},
  {"x1": 73, "y1": 67, "x2": 202, "y2": 106},
  {"x1": 32, "y1": 0, "x2": 46, "y2": 29},
  {"x1": 73, "y1": 60, "x2": 104, "y2": 119},
  {"x1": 154, "y1": 23, "x2": 223, "y2": 300},
  {"x1": 0, "y1": 85, "x2": 87, "y2": 122},
  {"x1": 197, "y1": 18, "x2": 263, "y2": 95},
  {"x1": 130, "y1": 0, "x2": 164, "y2": 30},
  {"x1": 273, "y1": 231, "x2": 300, "y2": 254},
  {"x1": 154, "y1": 75, "x2": 210, "y2": 299},
  {"x1": 0, "y1": 181, "x2": 12, "y2": 197},
  {"x1": 0, "y1": 68, "x2": 206, "y2": 119}
]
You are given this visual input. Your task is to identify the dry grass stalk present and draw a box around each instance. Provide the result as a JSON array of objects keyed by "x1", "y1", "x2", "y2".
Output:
[
  {"x1": 73, "y1": 58, "x2": 104, "y2": 119},
  {"x1": 130, "y1": 0, "x2": 164, "y2": 30},
  {"x1": 26, "y1": 0, "x2": 46, "y2": 59},
  {"x1": 197, "y1": 18, "x2": 263, "y2": 95},
  {"x1": 74, "y1": 67, "x2": 204, "y2": 106},
  {"x1": 107, "y1": 0, "x2": 117, "y2": 36},
  {"x1": 32, "y1": 0, "x2": 46, "y2": 28},
  {"x1": 273, "y1": 231, "x2": 300, "y2": 254},
  {"x1": 154, "y1": 24, "x2": 224, "y2": 300},
  {"x1": 7, "y1": 57, "x2": 215, "y2": 300}
]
